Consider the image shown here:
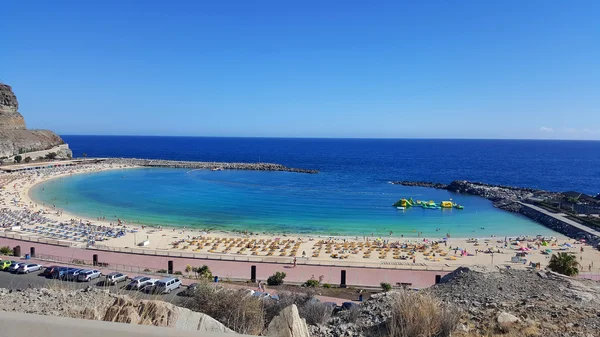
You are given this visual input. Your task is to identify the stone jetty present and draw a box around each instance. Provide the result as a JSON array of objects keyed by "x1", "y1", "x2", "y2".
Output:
[
  {"x1": 104, "y1": 158, "x2": 319, "y2": 174},
  {"x1": 391, "y1": 180, "x2": 555, "y2": 201}
]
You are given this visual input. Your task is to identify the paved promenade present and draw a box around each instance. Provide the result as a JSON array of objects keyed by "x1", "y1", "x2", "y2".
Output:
[
  {"x1": 0, "y1": 237, "x2": 447, "y2": 289},
  {"x1": 518, "y1": 202, "x2": 600, "y2": 240}
]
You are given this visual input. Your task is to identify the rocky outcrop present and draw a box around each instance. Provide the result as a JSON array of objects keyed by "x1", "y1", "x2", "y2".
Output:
[
  {"x1": 0, "y1": 83, "x2": 71, "y2": 159},
  {"x1": 266, "y1": 304, "x2": 310, "y2": 337},
  {"x1": 309, "y1": 267, "x2": 600, "y2": 337},
  {"x1": 430, "y1": 267, "x2": 600, "y2": 337},
  {"x1": 106, "y1": 158, "x2": 319, "y2": 174},
  {"x1": 0, "y1": 83, "x2": 25, "y2": 130},
  {"x1": 0, "y1": 287, "x2": 232, "y2": 333},
  {"x1": 391, "y1": 180, "x2": 553, "y2": 202}
]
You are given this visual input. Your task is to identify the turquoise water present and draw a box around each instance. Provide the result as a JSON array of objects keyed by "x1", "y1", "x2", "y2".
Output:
[{"x1": 30, "y1": 168, "x2": 559, "y2": 238}]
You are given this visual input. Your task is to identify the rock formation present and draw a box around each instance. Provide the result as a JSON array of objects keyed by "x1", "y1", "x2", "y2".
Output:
[
  {"x1": 0, "y1": 287, "x2": 233, "y2": 333},
  {"x1": 266, "y1": 304, "x2": 310, "y2": 337},
  {"x1": 0, "y1": 83, "x2": 71, "y2": 160}
]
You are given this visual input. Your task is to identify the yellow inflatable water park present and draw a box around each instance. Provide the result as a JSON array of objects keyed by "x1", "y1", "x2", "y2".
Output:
[{"x1": 393, "y1": 198, "x2": 464, "y2": 210}]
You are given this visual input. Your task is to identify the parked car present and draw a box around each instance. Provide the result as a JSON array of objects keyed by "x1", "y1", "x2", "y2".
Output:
[
  {"x1": 64, "y1": 268, "x2": 85, "y2": 281},
  {"x1": 7, "y1": 262, "x2": 24, "y2": 273},
  {"x1": 77, "y1": 269, "x2": 101, "y2": 282},
  {"x1": 105, "y1": 272, "x2": 128, "y2": 285},
  {"x1": 341, "y1": 302, "x2": 359, "y2": 310},
  {"x1": 126, "y1": 276, "x2": 153, "y2": 290},
  {"x1": 151, "y1": 277, "x2": 181, "y2": 294},
  {"x1": 178, "y1": 283, "x2": 199, "y2": 297},
  {"x1": 17, "y1": 263, "x2": 43, "y2": 274},
  {"x1": 41, "y1": 266, "x2": 61, "y2": 277},
  {"x1": 51, "y1": 267, "x2": 71, "y2": 279},
  {"x1": 137, "y1": 279, "x2": 159, "y2": 292},
  {"x1": 0, "y1": 260, "x2": 12, "y2": 271}
]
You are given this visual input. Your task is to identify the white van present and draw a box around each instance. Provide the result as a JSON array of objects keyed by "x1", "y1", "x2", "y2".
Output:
[{"x1": 153, "y1": 277, "x2": 181, "y2": 294}]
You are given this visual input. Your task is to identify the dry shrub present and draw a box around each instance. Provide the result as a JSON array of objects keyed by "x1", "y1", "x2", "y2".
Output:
[
  {"x1": 299, "y1": 300, "x2": 333, "y2": 326},
  {"x1": 177, "y1": 281, "x2": 264, "y2": 335},
  {"x1": 387, "y1": 291, "x2": 460, "y2": 337},
  {"x1": 346, "y1": 304, "x2": 361, "y2": 322}
]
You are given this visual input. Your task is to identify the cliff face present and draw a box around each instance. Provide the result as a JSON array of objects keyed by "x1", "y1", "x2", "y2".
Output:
[{"x1": 0, "y1": 83, "x2": 71, "y2": 159}]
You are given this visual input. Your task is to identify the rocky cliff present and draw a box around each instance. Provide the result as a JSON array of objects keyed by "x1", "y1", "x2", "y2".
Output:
[
  {"x1": 0, "y1": 83, "x2": 71, "y2": 160},
  {"x1": 0, "y1": 287, "x2": 233, "y2": 333}
]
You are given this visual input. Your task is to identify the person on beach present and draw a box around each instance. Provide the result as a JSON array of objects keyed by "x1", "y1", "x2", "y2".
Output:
[{"x1": 293, "y1": 257, "x2": 297, "y2": 268}]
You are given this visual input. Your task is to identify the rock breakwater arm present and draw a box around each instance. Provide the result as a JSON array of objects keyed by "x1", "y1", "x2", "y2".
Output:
[
  {"x1": 104, "y1": 158, "x2": 319, "y2": 174},
  {"x1": 391, "y1": 180, "x2": 553, "y2": 202}
]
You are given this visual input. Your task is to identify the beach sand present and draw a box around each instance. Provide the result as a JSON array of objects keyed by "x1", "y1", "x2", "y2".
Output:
[{"x1": 1, "y1": 162, "x2": 599, "y2": 271}]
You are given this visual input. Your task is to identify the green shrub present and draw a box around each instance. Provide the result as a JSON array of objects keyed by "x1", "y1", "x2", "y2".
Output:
[
  {"x1": 157, "y1": 269, "x2": 168, "y2": 273},
  {"x1": 267, "y1": 271, "x2": 286, "y2": 286},
  {"x1": 548, "y1": 252, "x2": 580, "y2": 276},
  {"x1": 0, "y1": 246, "x2": 12, "y2": 255},
  {"x1": 45, "y1": 152, "x2": 57, "y2": 160},
  {"x1": 14, "y1": 155, "x2": 22, "y2": 163},
  {"x1": 381, "y1": 282, "x2": 392, "y2": 292},
  {"x1": 322, "y1": 283, "x2": 332, "y2": 288},
  {"x1": 24, "y1": 157, "x2": 32, "y2": 163},
  {"x1": 174, "y1": 271, "x2": 183, "y2": 275},
  {"x1": 143, "y1": 268, "x2": 151, "y2": 272},
  {"x1": 304, "y1": 279, "x2": 319, "y2": 287},
  {"x1": 196, "y1": 265, "x2": 213, "y2": 280}
]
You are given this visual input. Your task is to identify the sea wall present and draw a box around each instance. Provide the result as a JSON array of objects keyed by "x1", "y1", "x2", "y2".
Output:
[
  {"x1": 391, "y1": 180, "x2": 554, "y2": 201},
  {"x1": 104, "y1": 158, "x2": 319, "y2": 174},
  {"x1": 499, "y1": 202, "x2": 600, "y2": 245}
]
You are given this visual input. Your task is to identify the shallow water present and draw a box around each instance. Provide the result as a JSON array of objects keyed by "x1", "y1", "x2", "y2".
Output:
[{"x1": 31, "y1": 168, "x2": 559, "y2": 238}]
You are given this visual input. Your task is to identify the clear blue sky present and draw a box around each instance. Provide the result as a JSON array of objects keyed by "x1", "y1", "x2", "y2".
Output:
[{"x1": 1, "y1": 1, "x2": 599, "y2": 139}]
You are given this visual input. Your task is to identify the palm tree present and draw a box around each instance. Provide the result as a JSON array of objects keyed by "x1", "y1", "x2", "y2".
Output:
[{"x1": 548, "y1": 252, "x2": 580, "y2": 276}]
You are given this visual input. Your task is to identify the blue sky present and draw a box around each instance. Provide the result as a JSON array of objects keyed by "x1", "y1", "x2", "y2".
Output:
[{"x1": 1, "y1": 1, "x2": 599, "y2": 139}]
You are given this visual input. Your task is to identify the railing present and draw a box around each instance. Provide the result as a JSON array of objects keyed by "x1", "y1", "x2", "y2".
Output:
[
  {"x1": 88, "y1": 244, "x2": 458, "y2": 271},
  {"x1": 4, "y1": 231, "x2": 462, "y2": 272},
  {"x1": 0, "y1": 231, "x2": 77, "y2": 247}
]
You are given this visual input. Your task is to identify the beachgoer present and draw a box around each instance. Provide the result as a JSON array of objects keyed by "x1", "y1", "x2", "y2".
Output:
[{"x1": 293, "y1": 257, "x2": 297, "y2": 268}]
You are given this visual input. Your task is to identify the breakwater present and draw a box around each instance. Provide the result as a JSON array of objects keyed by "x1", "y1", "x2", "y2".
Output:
[
  {"x1": 103, "y1": 158, "x2": 319, "y2": 174},
  {"x1": 391, "y1": 180, "x2": 557, "y2": 202}
]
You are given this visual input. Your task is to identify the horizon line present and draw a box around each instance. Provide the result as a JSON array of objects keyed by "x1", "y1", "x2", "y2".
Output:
[{"x1": 59, "y1": 134, "x2": 600, "y2": 141}]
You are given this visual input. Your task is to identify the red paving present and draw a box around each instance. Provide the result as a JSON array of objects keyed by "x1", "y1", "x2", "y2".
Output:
[{"x1": 0, "y1": 237, "x2": 448, "y2": 289}]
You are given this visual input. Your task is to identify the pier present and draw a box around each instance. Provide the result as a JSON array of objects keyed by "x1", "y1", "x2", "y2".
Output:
[
  {"x1": 516, "y1": 201, "x2": 600, "y2": 246},
  {"x1": 102, "y1": 158, "x2": 319, "y2": 173}
]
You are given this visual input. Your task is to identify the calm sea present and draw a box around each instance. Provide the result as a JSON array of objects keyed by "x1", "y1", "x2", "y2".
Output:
[
  {"x1": 63, "y1": 136, "x2": 600, "y2": 194},
  {"x1": 29, "y1": 136, "x2": 600, "y2": 237}
]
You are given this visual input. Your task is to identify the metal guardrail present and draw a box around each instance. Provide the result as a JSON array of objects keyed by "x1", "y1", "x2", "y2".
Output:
[
  {"x1": 2, "y1": 231, "x2": 456, "y2": 272},
  {"x1": 88, "y1": 244, "x2": 454, "y2": 271},
  {"x1": 0, "y1": 231, "x2": 76, "y2": 247}
]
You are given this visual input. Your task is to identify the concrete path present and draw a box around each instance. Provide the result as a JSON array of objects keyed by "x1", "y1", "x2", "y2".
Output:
[
  {"x1": 518, "y1": 202, "x2": 600, "y2": 238},
  {"x1": 0, "y1": 237, "x2": 446, "y2": 289}
]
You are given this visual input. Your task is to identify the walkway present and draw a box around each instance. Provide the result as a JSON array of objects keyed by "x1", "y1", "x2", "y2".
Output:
[
  {"x1": 0, "y1": 237, "x2": 447, "y2": 289},
  {"x1": 518, "y1": 202, "x2": 600, "y2": 239}
]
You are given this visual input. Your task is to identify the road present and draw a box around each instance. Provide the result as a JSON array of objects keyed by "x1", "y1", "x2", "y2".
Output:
[{"x1": 0, "y1": 268, "x2": 188, "y2": 303}]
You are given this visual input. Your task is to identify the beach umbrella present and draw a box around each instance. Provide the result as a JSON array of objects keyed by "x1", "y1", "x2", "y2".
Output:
[{"x1": 545, "y1": 249, "x2": 552, "y2": 253}]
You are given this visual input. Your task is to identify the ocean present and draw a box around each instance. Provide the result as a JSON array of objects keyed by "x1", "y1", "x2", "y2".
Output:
[{"x1": 30, "y1": 136, "x2": 600, "y2": 237}]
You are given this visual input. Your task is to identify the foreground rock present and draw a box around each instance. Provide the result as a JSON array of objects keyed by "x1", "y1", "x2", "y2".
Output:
[
  {"x1": 0, "y1": 287, "x2": 232, "y2": 333},
  {"x1": 430, "y1": 267, "x2": 600, "y2": 337},
  {"x1": 309, "y1": 267, "x2": 600, "y2": 337},
  {"x1": 266, "y1": 304, "x2": 310, "y2": 337},
  {"x1": 0, "y1": 83, "x2": 71, "y2": 160}
]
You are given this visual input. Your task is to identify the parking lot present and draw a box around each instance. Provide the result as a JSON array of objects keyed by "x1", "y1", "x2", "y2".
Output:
[{"x1": 0, "y1": 266, "x2": 188, "y2": 303}]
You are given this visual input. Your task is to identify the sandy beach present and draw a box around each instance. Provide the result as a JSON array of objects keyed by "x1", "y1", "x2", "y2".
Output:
[{"x1": 1, "y1": 162, "x2": 599, "y2": 271}]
